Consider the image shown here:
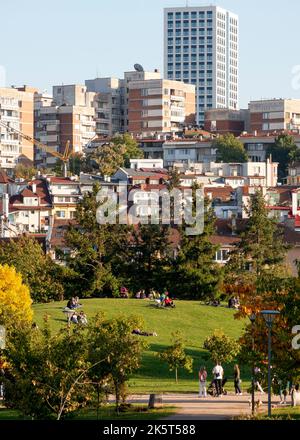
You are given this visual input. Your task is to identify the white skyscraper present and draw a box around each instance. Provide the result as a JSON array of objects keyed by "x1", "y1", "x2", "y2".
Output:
[{"x1": 164, "y1": 6, "x2": 239, "y2": 126}]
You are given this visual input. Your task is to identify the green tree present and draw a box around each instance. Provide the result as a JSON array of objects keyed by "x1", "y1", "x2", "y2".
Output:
[
  {"x1": 123, "y1": 225, "x2": 172, "y2": 295},
  {"x1": 0, "y1": 236, "x2": 65, "y2": 303},
  {"x1": 62, "y1": 185, "x2": 129, "y2": 297},
  {"x1": 266, "y1": 134, "x2": 297, "y2": 182},
  {"x1": 158, "y1": 331, "x2": 193, "y2": 383},
  {"x1": 3, "y1": 322, "x2": 92, "y2": 419},
  {"x1": 14, "y1": 164, "x2": 39, "y2": 180},
  {"x1": 203, "y1": 330, "x2": 240, "y2": 364},
  {"x1": 112, "y1": 133, "x2": 144, "y2": 168},
  {"x1": 87, "y1": 314, "x2": 147, "y2": 411},
  {"x1": 171, "y1": 200, "x2": 221, "y2": 300},
  {"x1": 85, "y1": 134, "x2": 143, "y2": 176},
  {"x1": 214, "y1": 133, "x2": 248, "y2": 163},
  {"x1": 225, "y1": 190, "x2": 288, "y2": 284}
]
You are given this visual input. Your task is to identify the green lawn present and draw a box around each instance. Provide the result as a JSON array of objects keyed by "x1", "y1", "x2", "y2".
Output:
[
  {"x1": 33, "y1": 299, "x2": 248, "y2": 393},
  {"x1": 263, "y1": 406, "x2": 300, "y2": 420},
  {"x1": 0, "y1": 405, "x2": 177, "y2": 421}
]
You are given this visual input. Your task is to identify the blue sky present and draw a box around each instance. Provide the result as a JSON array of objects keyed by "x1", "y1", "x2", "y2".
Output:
[{"x1": 1, "y1": 0, "x2": 299, "y2": 107}]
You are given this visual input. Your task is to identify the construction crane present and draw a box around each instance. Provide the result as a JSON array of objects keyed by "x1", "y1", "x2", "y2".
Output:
[{"x1": 0, "y1": 119, "x2": 72, "y2": 177}]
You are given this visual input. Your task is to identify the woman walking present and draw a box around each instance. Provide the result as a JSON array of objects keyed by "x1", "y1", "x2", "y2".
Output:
[
  {"x1": 198, "y1": 366, "x2": 208, "y2": 398},
  {"x1": 234, "y1": 364, "x2": 242, "y2": 395}
]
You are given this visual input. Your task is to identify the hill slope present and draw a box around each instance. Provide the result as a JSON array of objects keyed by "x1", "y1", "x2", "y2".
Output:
[{"x1": 33, "y1": 299, "x2": 247, "y2": 393}]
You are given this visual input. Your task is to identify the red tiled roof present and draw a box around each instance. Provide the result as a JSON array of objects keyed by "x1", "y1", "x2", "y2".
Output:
[
  {"x1": 49, "y1": 177, "x2": 78, "y2": 184},
  {"x1": 21, "y1": 188, "x2": 36, "y2": 197},
  {"x1": 0, "y1": 169, "x2": 14, "y2": 184},
  {"x1": 210, "y1": 235, "x2": 241, "y2": 245},
  {"x1": 205, "y1": 187, "x2": 234, "y2": 202}
]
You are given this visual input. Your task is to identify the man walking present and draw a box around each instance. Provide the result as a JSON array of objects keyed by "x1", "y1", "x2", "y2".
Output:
[{"x1": 212, "y1": 362, "x2": 224, "y2": 397}]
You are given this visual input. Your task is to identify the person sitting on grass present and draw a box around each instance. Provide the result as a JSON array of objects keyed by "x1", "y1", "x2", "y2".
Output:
[
  {"x1": 132, "y1": 328, "x2": 158, "y2": 337},
  {"x1": 78, "y1": 311, "x2": 88, "y2": 325},
  {"x1": 70, "y1": 312, "x2": 79, "y2": 324},
  {"x1": 66, "y1": 297, "x2": 76, "y2": 309},
  {"x1": 164, "y1": 296, "x2": 175, "y2": 308}
]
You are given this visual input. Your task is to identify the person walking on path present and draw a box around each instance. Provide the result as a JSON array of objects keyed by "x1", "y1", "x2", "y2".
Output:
[
  {"x1": 212, "y1": 362, "x2": 224, "y2": 397},
  {"x1": 198, "y1": 366, "x2": 208, "y2": 398},
  {"x1": 254, "y1": 367, "x2": 265, "y2": 394},
  {"x1": 234, "y1": 364, "x2": 242, "y2": 395}
]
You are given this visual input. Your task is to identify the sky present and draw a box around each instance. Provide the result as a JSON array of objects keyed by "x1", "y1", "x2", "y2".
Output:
[{"x1": 0, "y1": 0, "x2": 299, "y2": 107}]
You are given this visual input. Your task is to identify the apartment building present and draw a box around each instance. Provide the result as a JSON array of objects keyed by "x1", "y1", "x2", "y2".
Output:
[
  {"x1": 85, "y1": 77, "x2": 122, "y2": 136},
  {"x1": 249, "y1": 99, "x2": 300, "y2": 132},
  {"x1": 0, "y1": 86, "x2": 35, "y2": 171},
  {"x1": 34, "y1": 85, "x2": 96, "y2": 168},
  {"x1": 128, "y1": 78, "x2": 195, "y2": 136},
  {"x1": 204, "y1": 108, "x2": 249, "y2": 135},
  {"x1": 85, "y1": 69, "x2": 162, "y2": 136},
  {"x1": 164, "y1": 6, "x2": 239, "y2": 126}
]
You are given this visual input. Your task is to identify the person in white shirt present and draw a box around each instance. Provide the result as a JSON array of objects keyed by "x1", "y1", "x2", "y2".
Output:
[{"x1": 212, "y1": 362, "x2": 224, "y2": 397}]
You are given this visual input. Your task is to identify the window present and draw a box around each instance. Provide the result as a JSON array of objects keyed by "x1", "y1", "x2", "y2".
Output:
[
  {"x1": 56, "y1": 211, "x2": 66, "y2": 218},
  {"x1": 215, "y1": 249, "x2": 229, "y2": 262}
]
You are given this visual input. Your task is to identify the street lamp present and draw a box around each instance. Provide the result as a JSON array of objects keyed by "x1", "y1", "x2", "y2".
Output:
[
  {"x1": 248, "y1": 313, "x2": 256, "y2": 416},
  {"x1": 260, "y1": 310, "x2": 280, "y2": 418}
]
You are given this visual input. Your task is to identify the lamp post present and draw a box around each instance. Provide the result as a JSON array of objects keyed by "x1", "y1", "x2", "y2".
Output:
[
  {"x1": 248, "y1": 313, "x2": 256, "y2": 416},
  {"x1": 260, "y1": 310, "x2": 280, "y2": 418}
]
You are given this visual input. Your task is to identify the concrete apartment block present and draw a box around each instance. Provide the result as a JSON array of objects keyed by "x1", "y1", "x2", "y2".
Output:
[
  {"x1": 164, "y1": 6, "x2": 239, "y2": 126},
  {"x1": 34, "y1": 85, "x2": 96, "y2": 168},
  {"x1": 0, "y1": 86, "x2": 35, "y2": 171},
  {"x1": 128, "y1": 78, "x2": 195, "y2": 136},
  {"x1": 249, "y1": 99, "x2": 300, "y2": 132}
]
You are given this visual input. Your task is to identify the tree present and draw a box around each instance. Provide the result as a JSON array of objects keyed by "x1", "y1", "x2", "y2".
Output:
[
  {"x1": 203, "y1": 330, "x2": 240, "y2": 364},
  {"x1": 214, "y1": 134, "x2": 248, "y2": 163},
  {"x1": 158, "y1": 331, "x2": 193, "y2": 383},
  {"x1": 0, "y1": 264, "x2": 33, "y2": 327},
  {"x1": 85, "y1": 134, "x2": 143, "y2": 176},
  {"x1": 14, "y1": 164, "x2": 39, "y2": 180},
  {"x1": 266, "y1": 134, "x2": 297, "y2": 182},
  {"x1": 171, "y1": 200, "x2": 221, "y2": 300},
  {"x1": 87, "y1": 314, "x2": 147, "y2": 411},
  {"x1": 62, "y1": 185, "x2": 130, "y2": 297},
  {"x1": 3, "y1": 322, "x2": 93, "y2": 419},
  {"x1": 225, "y1": 190, "x2": 288, "y2": 284},
  {"x1": 112, "y1": 133, "x2": 144, "y2": 168},
  {"x1": 123, "y1": 225, "x2": 172, "y2": 295},
  {"x1": 0, "y1": 236, "x2": 65, "y2": 303}
]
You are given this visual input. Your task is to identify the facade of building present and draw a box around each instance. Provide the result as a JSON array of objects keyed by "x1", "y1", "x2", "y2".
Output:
[
  {"x1": 128, "y1": 78, "x2": 195, "y2": 136},
  {"x1": 249, "y1": 99, "x2": 300, "y2": 133},
  {"x1": 164, "y1": 6, "x2": 239, "y2": 126},
  {"x1": 85, "y1": 77, "x2": 123, "y2": 136},
  {"x1": 34, "y1": 85, "x2": 96, "y2": 168},
  {"x1": 204, "y1": 108, "x2": 249, "y2": 135},
  {"x1": 0, "y1": 86, "x2": 35, "y2": 171}
]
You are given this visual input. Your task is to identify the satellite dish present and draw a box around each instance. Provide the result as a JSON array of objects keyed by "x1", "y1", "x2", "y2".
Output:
[{"x1": 134, "y1": 64, "x2": 144, "y2": 72}]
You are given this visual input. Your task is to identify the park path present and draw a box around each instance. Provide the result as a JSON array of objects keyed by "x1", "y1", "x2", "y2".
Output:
[{"x1": 128, "y1": 393, "x2": 284, "y2": 420}]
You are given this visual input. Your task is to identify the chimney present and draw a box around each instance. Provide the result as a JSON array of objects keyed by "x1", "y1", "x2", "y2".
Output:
[
  {"x1": 32, "y1": 182, "x2": 37, "y2": 193},
  {"x1": 3, "y1": 193, "x2": 9, "y2": 217}
]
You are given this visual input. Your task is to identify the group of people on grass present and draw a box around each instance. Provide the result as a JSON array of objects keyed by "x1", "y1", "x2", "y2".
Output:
[
  {"x1": 120, "y1": 286, "x2": 176, "y2": 308},
  {"x1": 65, "y1": 296, "x2": 88, "y2": 325}
]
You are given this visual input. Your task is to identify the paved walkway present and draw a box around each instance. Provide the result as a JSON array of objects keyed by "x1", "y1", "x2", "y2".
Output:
[{"x1": 127, "y1": 393, "x2": 285, "y2": 420}]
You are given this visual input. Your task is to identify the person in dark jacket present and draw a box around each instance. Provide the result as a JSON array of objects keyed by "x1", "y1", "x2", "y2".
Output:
[{"x1": 234, "y1": 364, "x2": 242, "y2": 395}]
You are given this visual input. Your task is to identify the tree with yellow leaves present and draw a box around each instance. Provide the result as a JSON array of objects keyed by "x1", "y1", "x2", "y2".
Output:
[{"x1": 0, "y1": 264, "x2": 33, "y2": 327}]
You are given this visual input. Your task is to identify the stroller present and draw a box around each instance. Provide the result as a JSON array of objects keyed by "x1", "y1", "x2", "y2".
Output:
[{"x1": 207, "y1": 378, "x2": 228, "y2": 397}]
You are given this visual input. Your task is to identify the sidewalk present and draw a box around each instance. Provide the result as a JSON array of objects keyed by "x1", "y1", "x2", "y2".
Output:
[{"x1": 128, "y1": 393, "x2": 283, "y2": 420}]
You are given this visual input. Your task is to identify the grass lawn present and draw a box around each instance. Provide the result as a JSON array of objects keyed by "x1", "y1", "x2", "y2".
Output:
[
  {"x1": 33, "y1": 299, "x2": 249, "y2": 394},
  {"x1": 0, "y1": 404, "x2": 177, "y2": 421},
  {"x1": 263, "y1": 406, "x2": 300, "y2": 420}
]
